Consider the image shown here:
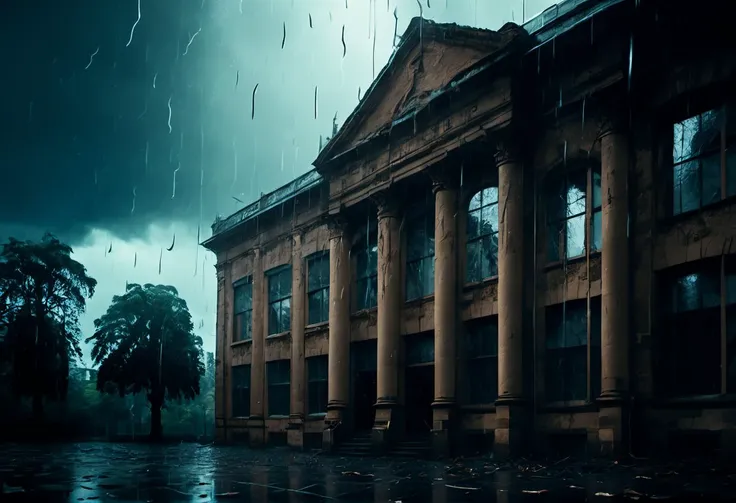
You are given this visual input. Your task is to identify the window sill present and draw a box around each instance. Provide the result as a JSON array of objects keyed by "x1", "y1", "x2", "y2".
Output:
[
  {"x1": 351, "y1": 307, "x2": 378, "y2": 318},
  {"x1": 268, "y1": 415, "x2": 290, "y2": 420},
  {"x1": 266, "y1": 331, "x2": 290, "y2": 340},
  {"x1": 653, "y1": 394, "x2": 736, "y2": 408},
  {"x1": 544, "y1": 251, "x2": 600, "y2": 272},
  {"x1": 307, "y1": 413, "x2": 327, "y2": 420},
  {"x1": 305, "y1": 321, "x2": 329, "y2": 333},
  {"x1": 539, "y1": 400, "x2": 598, "y2": 413},
  {"x1": 231, "y1": 339, "x2": 253, "y2": 348},
  {"x1": 662, "y1": 196, "x2": 736, "y2": 227},
  {"x1": 231, "y1": 416, "x2": 250, "y2": 420},
  {"x1": 463, "y1": 277, "x2": 499, "y2": 292},
  {"x1": 404, "y1": 293, "x2": 435, "y2": 308}
]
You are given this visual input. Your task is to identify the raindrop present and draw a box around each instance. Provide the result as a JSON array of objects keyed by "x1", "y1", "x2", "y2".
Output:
[
  {"x1": 134, "y1": 252, "x2": 137, "y2": 268},
  {"x1": 158, "y1": 249, "x2": 163, "y2": 274},
  {"x1": 581, "y1": 97, "x2": 586, "y2": 137},
  {"x1": 235, "y1": 70, "x2": 239, "y2": 89},
  {"x1": 239, "y1": 0, "x2": 243, "y2": 14},
  {"x1": 627, "y1": 34, "x2": 633, "y2": 92},
  {"x1": 131, "y1": 186, "x2": 137, "y2": 214},
  {"x1": 167, "y1": 95, "x2": 173, "y2": 133},
  {"x1": 85, "y1": 46, "x2": 99, "y2": 70},
  {"x1": 171, "y1": 162, "x2": 180, "y2": 199},
  {"x1": 309, "y1": 14, "x2": 313, "y2": 28},
  {"x1": 563, "y1": 140, "x2": 567, "y2": 167},
  {"x1": 314, "y1": 86, "x2": 319, "y2": 119},
  {"x1": 251, "y1": 83, "x2": 259, "y2": 120},
  {"x1": 282, "y1": 22, "x2": 287, "y2": 49},
  {"x1": 341, "y1": 25, "x2": 347, "y2": 58},
  {"x1": 358, "y1": 86, "x2": 362, "y2": 101},
  {"x1": 427, "y1": 0, "x2": 430, "y2": 7},
  {"x1": 167, "y1": 234, "x2": 176, "y2": 252},
  {"x1": 393, "y1": 8, "x2": 399, "y2": 47},
  {"x1": 125, "y1": 0, "x2": 141, "y2": 47},
  {"x1": 108, "y1": 242, "x2": 113, "y2": 254},
  {"x1": 183, "y1": 28, "x2": 202, "y2": 56},
  {"x1": 152, "y1": 72, "x2": 157, "y2": 88}
]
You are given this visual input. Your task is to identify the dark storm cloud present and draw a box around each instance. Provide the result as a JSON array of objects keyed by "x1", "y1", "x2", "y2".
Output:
[{"x1": 0, "y1": 0, "x2": 556, "y2": 245}]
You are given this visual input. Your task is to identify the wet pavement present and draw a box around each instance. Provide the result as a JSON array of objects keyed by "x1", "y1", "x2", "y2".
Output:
[{"x1": 1, "y1": 443, "x2": 736, "y2": 502}]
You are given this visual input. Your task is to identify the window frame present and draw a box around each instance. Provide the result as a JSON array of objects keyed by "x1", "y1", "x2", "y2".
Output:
[
  {"x1": 545, "y1": 163, "x2": 602, "y2": 263},
  {"x1": 266, "y1": 265, "x2": 292, "y2": 336},
  {"x1": 266, "y1": 359, "x2": 291, "y2": 417},
  {"x1": 657, "y1": 256, "x2": 736, "y2": 399},
  {"x1": 233, "y1": 276, "x2": 253, "y2": 343},
  {"x1": 544, "y1": 297, "x2": 602, "y2": 406},
  {"x1": 465, "y1": 187, "x2": 500, "y2": 284},
  {"x1": 405, "y1": 193, "x2": 436, "y2": 302},
  {"x1": 306, "y1": 251, "x2": 330, "y2": 325},
  {"x1": 231, "y1": 364, "x2": 251, "y2": 418},
  {"x1": 306, "y1": 355, "x2": 329, "y2": 415},
  {"x1": 354, "y1": 216, "x2": 378, "y2": 312},
  {"x1": 669, "y1": 103, "x2": 736, "y2": 217}
]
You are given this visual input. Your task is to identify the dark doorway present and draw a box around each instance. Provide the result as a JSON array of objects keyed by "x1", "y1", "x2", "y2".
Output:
[
  {"x1": 405, "y1": 364, "x2": 434, "y2": 435},
  {"x1": 351, "y1": 340, "x2": 377, "y2": 432},
  {"x1": 353, "y1": 370, "x2": 377, "y2": 431}
]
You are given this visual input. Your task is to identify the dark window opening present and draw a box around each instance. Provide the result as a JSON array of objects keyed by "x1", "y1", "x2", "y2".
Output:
[
  {"x1": 405, "y1": 332, "x2": 435, "y2": 366},
  {"x1": 466, "y1": 317, "x2": 498, "y2": 405},
  {"x1": 267, "y1": 266, "x2": 292, "y2": 335},
  {"x1": 660, "y1": 261, "x2": 724, "y2": 397},
  {"x1": 466, "y1": 187, "x2": 499, "y2": 283},
  {"x1": 232, "y1": 364, "x2": 251, "y2": 418},
  {"x1": 307, "y1": 252, "x2": 329, "y2": 325},
  {"x1": 546, "y1": 165, "x2": 602, "y2": 262},
  {"x1": 672, "y1": 104, "x2": 736, "y2": 215},
  {"x1": 307, "y1": 355, "x2": 328, "y2": 415},
  {"x1": 545, "y1": 298, "x2": 600, "y2": 402},
  {"x1": 406, "y1": 194, "x2": 435, "y2": 301},
  {"x1": 233, "y1": 277, "x2": 253, "y2": 342},
  {"x1": 355, "y1": 216, "x2": 378, "y2": 311},
  {"x1": 267, "y1": 359, "x2": 290, "y2": 416}
]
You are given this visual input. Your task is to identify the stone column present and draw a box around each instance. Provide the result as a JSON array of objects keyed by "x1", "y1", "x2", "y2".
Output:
[
  {"x1": 323, "y1": 219, "x2": 351, "y2": 450},
  {"x1": 431, "y1": 174, "x2": 458, "y2": 456},
  {"x1": 248, "y1": 247, "x2": 266, "y2": 446},
  {"x1": 214, "y1": 263, "x2": 227, "y2": 442},
  {"x1": 288, "y1": 232, "x2": 306, "y2": 449},
  {"x1": 373, "y1": 193, "x2": 402, "y2": 451},
  {"x1": 598, "y1": 117, "x2": 630, "y2": 456},
  {"x1": 495, "y1": 144, "x2": 527, "y2": 459}
]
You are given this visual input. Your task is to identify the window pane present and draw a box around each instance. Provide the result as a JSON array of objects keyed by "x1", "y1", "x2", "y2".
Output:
[
  {"x1": 701, "y1": 153, "x2": 722, "y2": 206},
  {"x1": 566, "y1": 171, "x2": 587, "y2": 216},
  {"x1": 280, "y1": 268, "x2": 292, "y2": 298},
  {"x1": 268, "y1": 303, "x2": 279, "y2": 335},
  {"x1": 406, "y1": 333, "x2": 435, "y2": 365},
  {"x1": 468, "y1": 357, "x2": 498, "y2": 404},
  {"x1": 547, "y1": 220, "x2": 563, "y2": 262},
  {"x1": 469, "y1": 191, "x2": 482, "y2": 211},
  {"x1": 481, "y1": 233, "x2": 498, "y2": 279},
  {"x1": 268, "y1": 272, "x2": 281, "y2": 301},
  {"x1": 242, "y1": 311, "x2": 252, "y2": 341},
  {"x1": 674, "y1": 110, "x2": 722, "y2": 163},
  {"x1": 308, "y1": 253, "x2": 329, "y2": 291},
  {"x1": 467, "y1": 210, "x2": 481, "y2": 240},
  {"x1": 592, "y1": 169, "x2": 602, "y2": 209},
  {"x1": 406, "y1": 261, "x2": 421, "y2": 301},
  {"x1": 673, "y1": 272, "x2": 720, "y2": 313},
  {"x1": 566, "y1": 214, "x2": 586, "y2": 258},
  {"x1": 466, "y1": 239, "x2": 481, "y2": 283},
  {"x1": 234, "y1": 282, "x2": 251, "y2": 313},
  {"x1": 279, "y1": 298, "x2": 291, "y2": 332},
  {"x1": 590, "y1": 210, "x2": 602, "y2": 252},
  {"x1": 356, "y1": 277, "x2": 377, "y2": 311},
  {"x1": 232, "y1": 365, "x2": 251, "y2": 418},
  {"x1": 466, "y1": 319, "x2": 498, "y2": 357},
  {"x1": 483, "y1": 187, "x2": 499, "y2": 205},
  {"x1": 308, "y1": 290, "x2": 322, "y2": 325},
  {"x1": 673, "y1": 160, "x2": 701, "y2": 215},
  {"x1": 407, "y1": 220, "x2": 427, "y2": 261}
]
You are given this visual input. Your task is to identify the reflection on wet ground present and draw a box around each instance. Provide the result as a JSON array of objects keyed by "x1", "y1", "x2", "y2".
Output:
[{"x1": 1, "y1": 443, "x2": 736, "y2": 502}]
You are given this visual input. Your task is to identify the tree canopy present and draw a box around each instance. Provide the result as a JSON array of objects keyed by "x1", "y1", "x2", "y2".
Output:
[
  {"x1": 0, "y1": 233, "x2": 96, "y2": 416},
  {"x1": 86, "y1": 282, "x2": 204, "y2": 440}
]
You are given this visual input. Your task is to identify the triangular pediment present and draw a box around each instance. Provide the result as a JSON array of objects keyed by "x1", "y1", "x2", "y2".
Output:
[{"x1": 314, "y1": 17, "x2": 526, "y2": 168}]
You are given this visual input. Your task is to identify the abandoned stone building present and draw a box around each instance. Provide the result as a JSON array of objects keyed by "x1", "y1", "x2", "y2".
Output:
[{"x1": 203, "y1": 0, "x2": 736, "y2": 458}]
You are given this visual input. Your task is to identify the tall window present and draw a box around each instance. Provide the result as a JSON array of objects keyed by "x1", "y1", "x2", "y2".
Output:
[
  {"x1": 406, "y1": 194, "x2": 435, "y2": 301},
  {"x1": 465, "y1": 317, "x2": 498, "y2": 404},
  {"x1": 545, "y1": 298, "x2": 601, "y2": 402},
  {"x1": 466, "y1": 187, "x2": 499, "y2": 283},
  {"x1": 267, "y1": 360, "x2": 290, "y2": 416},
  {"x1": 307, "y1": 355, "x2": 328, "y2": 414},
  {"x1": 267, "y1": 266, "x2": 291, "y2": 335},
  {"x1": 659, "y1": 258, "x2": 736, "y2": 397},
  {"x1": 672, "y1": 104, "x2": 736, "y2": 216},
  {"x1": 233, "y1": 277, "x2": 252, "y2": 342},
  {"x1": 355, "y1": 217, "x2": 378, "y2": 311},
  {"x1": 232, "y1": 364, "x2": 251, "y2": 418},
  {"x1": 307, "y1": 252, "x2": 329, "y2": 325},
  {"x1": 547, "y1": 165, "x2": 602, "y2": 261}
]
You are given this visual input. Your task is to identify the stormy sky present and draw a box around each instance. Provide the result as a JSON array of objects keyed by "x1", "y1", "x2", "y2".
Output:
[{"x1": 0, "y1": 0, "x2": 557, "y2": 364}]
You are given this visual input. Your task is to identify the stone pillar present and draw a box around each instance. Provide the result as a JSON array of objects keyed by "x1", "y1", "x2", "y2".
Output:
[
  {"x1": 323, "y1": 219, "x2": 351, "y2": 451},
  {"x1": 431, "y1": 175, "x2": 458, "y2": 457},
  {"x1": 598, "y1": 118, "x2": 630, "y2": 456},
  {"x1": 248, "y1": 247, "x2": 266, "y2": 446},
  {"x1": 288, "y1": 232, "x2": 306, "y2": 449},
  {"x1": 373, "y1": 193, "x2": 402, "y2": 452},
  {"x1": 494, "y1": 145, "x2": 527, "y2": 459},
  {"x1": 214, "y1": 263, "x2": 227, "y2": 442}
]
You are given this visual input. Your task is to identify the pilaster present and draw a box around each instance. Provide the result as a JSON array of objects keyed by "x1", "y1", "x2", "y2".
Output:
[
  {"x1": 249, "y1": 247, "x2": 266, "y2": 447},
  {"x1": 288, "y1": 232, "x2": 306, "y2": 449}
]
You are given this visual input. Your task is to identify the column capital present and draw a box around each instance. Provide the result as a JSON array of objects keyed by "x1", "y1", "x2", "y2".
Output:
[
  {"x1": 598, "y1": 105, "x2": 628, "y2": 138},
  {"x1": 428, "y1": 167, "x2": 460, "y2": 193},
  {"x1": 493, "y1": 135, "x2": 520, "y2": 167},
  {"x1": 373, "y1": 189, "x2": 401, "y2": 220},
  {"x1": 327, "y1": 215, "x2": 350, "y2": 240}
]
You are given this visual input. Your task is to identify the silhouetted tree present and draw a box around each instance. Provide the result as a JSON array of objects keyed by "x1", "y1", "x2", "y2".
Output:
[
  {"x1": 87, "y1": 283, "x2": 204, "y2": 441},
  {"x1": 0, "y1": 233, "x2": 96, "y2": 420}
]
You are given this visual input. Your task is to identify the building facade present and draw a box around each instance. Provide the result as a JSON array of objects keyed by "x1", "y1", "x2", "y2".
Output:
[{"x1": 203, "y1": 0, "x2": 736, "y2": 458}]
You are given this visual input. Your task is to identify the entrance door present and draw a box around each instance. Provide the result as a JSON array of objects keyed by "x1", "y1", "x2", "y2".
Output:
[
  {"x1": 353, "y1": 370, "x2": 377, "y2": 431},
  {"x1": 405, "y1": 364, "x2": 434, "y2": 435}
]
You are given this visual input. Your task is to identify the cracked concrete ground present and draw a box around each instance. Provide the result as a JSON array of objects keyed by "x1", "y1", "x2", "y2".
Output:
[{"x1": 1, "y1": 443, "x2": 736, "y2": 502}]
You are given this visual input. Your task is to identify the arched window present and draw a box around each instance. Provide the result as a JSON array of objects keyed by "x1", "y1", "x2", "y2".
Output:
[
  {"x1": 546, "y1": 164, "x2": 601, "y2": 262},
  {"x1": 466, "y1": 187, "x2": 499, "y2": 283}
]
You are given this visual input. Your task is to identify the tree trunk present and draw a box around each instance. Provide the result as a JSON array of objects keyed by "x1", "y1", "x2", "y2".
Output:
[{"x1": 149, "y1": 393, "x2": 164, "y2": 442}]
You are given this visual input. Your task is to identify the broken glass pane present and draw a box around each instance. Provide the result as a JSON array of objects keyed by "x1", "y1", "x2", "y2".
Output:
[
  {"x1": 673, "y1": 109, "x2": 722, "y2": 163},
  {"x1": 566, "y1": 214, "x2": 586, "y2": 258},
  {"x1": 673, "y1": 160, "x2": 700, "y2": 214}
]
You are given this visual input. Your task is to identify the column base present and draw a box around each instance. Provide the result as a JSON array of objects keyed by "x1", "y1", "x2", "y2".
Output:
[
  {"x1": 287, "y1": 414, "x2": 304, "y2": 449},
  {"x1": 372, "y1": 401, "x2": 402, "y2": 454},
  {"x1": 322, "y1": 407, "x2": 347, "y2": 452},
  {"x1": 597, "y1": 394, "x2": 629, "y2": 457},
  {"x1": 431, "y1": 400, "x2": 456, "y2": 458},
  {"x1": 247, "y1": 416, "x2": 266, "y2": 448},
  {"x1": 494, "y1": 399, "x2": 528, "y2": 460}
]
